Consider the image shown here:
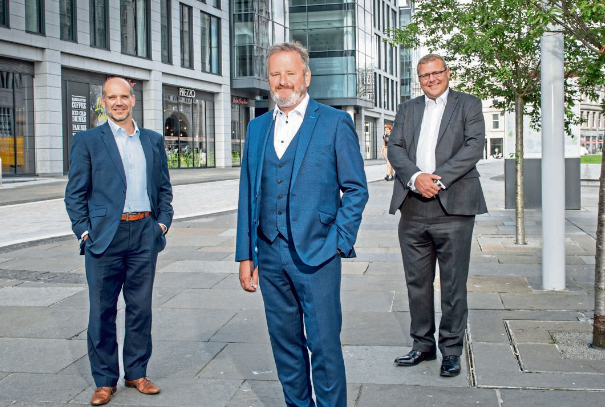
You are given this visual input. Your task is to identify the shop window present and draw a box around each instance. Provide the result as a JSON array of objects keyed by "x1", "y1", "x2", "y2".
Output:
[
  {"x1": 0, "y1": 0, "x2": 9, "y2": 27},
  {"x1": 90, "y1": 0, "x2": 109, "y2": 49},
  {"x1": 200, "y1": 12, "x2": 220, "y2": 74},
  {"x1": 60, "y1": 0, "x2": 77, "y2": 42},
  {"x1": 180, "y1": 4, "x2": 193, "y2": 68},
  {"x1": 161, "y1": 0, "x2": 172, "y2": 64},
  {"x1": 121, "y1": 0, "x2": 149, "y2": 58},
  {"x1": 212, "y1": 0, "x2": 220, "y2": 9},
  {"x1": 492, "y1": 113, "x2": 500, "y2": 130},
  {"x1": 25, "y1": 0, "x2": 44, "y2": 35}
]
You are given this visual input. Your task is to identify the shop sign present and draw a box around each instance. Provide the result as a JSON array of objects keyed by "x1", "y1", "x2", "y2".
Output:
[
  {"x1": 232, "y1": 97, "x2": 249, "y2": 106},
  {"x1": 71, "y1": 95, "x2": 88, "y2": 135},
  {"x1": 179, "y1": 88, "x2": 196, "y2": 98}
]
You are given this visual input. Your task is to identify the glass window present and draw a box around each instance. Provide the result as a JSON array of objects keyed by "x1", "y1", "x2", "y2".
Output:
[
  {"x1": 212, "y1": 0, "x2": 220, "y2": 9},
  {"x1": 121, "y1": 0, "x2": 149, "y2": 58},
  {"x1": 25, "y1": 0, "x2": 44, "y2": 34},
  {"x1": 60, "y1": 0, "x2": 77, "y2": 42},
  {"x1": 1, "y1": 0, "x2": 9, "y2": 27},
  {"x1": 493, "y1": 113, "x2": 500, "y2": 129},
  {"x1": 201, "y1": 12, "x2": 220, "y2": 74},
  {"x1": 90, "y1": 0, "x2": 108, "y2": 49},
  {"x1": 180, "y1": 4, "x2": 193, "y2": 68},
  {"x1": 161, "y1": 0, "x2": 172, "y2": 63}
]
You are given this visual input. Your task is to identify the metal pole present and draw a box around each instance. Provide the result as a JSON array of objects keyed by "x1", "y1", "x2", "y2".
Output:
[{"x1": 541, "y1": 26, "x2": 566, "y2": 290}]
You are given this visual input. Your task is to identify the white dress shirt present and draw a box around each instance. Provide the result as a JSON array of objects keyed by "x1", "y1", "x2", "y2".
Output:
[
  {"x1": 410, "y1": 88, "x2": 450, "y2": 191},
  {"x1": 273, "y1": 94, "x2": 309, "y2": 159}
]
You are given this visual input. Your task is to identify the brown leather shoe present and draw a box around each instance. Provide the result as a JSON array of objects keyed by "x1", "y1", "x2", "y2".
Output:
[
  {"x1": 90, "y1": 387, "x2": 116, "y2": 406},
  {"x1": 124, "y1": 377, "x2": 160, "y2": 395}
]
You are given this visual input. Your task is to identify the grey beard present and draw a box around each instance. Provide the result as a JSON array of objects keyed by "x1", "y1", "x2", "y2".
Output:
[{"x1": 271, "y1": 88, "x2": 306, "y2": 108}]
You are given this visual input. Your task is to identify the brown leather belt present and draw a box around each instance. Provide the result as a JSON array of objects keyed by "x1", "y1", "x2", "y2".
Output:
[{"x1": 121, "y1": 211, "x2": 151, "y2": 221}]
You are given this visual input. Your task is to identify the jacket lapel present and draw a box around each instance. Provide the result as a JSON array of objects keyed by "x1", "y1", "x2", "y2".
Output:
[
  {"x1": 437, "y1": 89, "x2": 458, "y2": 144},
  {"x1": 290, "y1": 98, "x2": 319, "y2": 190},
  {"x1": 100, "y1": 123, "x2": 126, "y2": 186},
  {"x1": 254, "y1": 113, "x2": 275, "y2": 196},
  {"x1": 139, "y1": 129, "x2": 154, "y2": 196},
  {"x1": 413, "y1": 96, "x2": 424, "y2": 153}
]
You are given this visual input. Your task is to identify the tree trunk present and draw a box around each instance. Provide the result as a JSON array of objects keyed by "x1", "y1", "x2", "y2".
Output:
[
  {"x1": 593, "y1": 150, "x2": 605, "y2": 348},
  {"x1": 515, "y1": 95, "x2": 525, "y2": 245}
]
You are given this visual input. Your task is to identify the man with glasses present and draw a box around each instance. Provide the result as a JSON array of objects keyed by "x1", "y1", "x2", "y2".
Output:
[{"x1": 388, "y1": 54, "x2": 487, "y2": 377}]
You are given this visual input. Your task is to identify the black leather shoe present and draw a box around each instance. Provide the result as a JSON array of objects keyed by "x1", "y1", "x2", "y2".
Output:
[
  {"x1": 394, "y1": 350, "x2": 437, "y2": 366},
  {"x1": 440, "y1": 355, "x2": 461, "y2": 377}
]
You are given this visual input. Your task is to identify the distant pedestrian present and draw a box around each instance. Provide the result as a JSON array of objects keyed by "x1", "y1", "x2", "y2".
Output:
[
  {"x1": 65, "y1": 77, "x2": 173, "y2": 405},
  {"x1": 388, "y1": 54, "x2": 487, "y2": 377},
  {"x1": 236, "y1": 41, "x2": 368, "y2": 407},
  {"x1": 380, "y1": 125, "x2": 395, "y2": 181}
]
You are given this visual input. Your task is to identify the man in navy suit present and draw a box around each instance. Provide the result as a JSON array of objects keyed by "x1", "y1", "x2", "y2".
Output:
[
  {"x1": 65, "y1": 77, "x2": 173, "y2": 405},
  {"x1": 236, "y1": 42, "x2": 368, "y2": 407}
]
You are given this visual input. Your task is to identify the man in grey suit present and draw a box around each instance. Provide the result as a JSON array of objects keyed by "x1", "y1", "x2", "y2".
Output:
[{"x1": 388, "y1": 54, "x2": 487, "y2": 377}]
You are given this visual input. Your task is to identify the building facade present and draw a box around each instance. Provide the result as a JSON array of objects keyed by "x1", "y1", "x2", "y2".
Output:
[
  {"x1": 1, "y1": 0, "x2": 230, "y2": 176},
  {"x1": 580, "y1": 89, "x2": 605, "y2": 155}
]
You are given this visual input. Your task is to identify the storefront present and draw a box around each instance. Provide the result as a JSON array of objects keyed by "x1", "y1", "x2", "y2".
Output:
[
  {"x1": 0, "y1": 58, "x2": 35, "y2": 176},
  {"x1": 62, "y1": 69, "x2": 144, "y2": 173},
  {"x1": 163, "y1": 86, "x2": 215, "y2": 168},
  {"x1": 364, "y1": 119, "x2": 378, "y2": 159},
  {"x1": 231, "y1": 96, "x2": 252, "y2": 167}
]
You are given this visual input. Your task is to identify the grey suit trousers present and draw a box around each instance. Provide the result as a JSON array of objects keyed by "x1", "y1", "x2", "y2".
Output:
[{"x1": 398, "y1": 193, "x2": 475, "y2": 357}]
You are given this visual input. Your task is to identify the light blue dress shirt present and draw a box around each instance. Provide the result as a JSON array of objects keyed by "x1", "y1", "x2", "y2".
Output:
[{"x1": 107, "y1": 119, "x2": 151, "y2": 213}]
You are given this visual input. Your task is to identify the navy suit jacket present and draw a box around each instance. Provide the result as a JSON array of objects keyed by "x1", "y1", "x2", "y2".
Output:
[
  {"x1": 65, "y1": 122, "x2": 174, "y2": 255},
  {"x1": 235, "y1": 98, "x2": 369, "y2": 267}
]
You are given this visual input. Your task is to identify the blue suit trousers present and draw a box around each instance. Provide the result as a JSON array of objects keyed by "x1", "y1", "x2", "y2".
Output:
[
  {"x1": 84, "y1": 216, "x2": 161, "y2": 387},
  {"x1": 258, "y1": 232, "x2": 346, "y2": 407}
]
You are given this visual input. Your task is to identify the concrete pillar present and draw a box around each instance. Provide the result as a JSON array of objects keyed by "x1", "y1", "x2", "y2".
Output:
[
  {"x1": 143, "y1": 70, "x2": 164, "y2": 134},
  {"x1": 34, "y1": 49, "x2": 63, "y2": 176},
  {"x1": 214, "y1": 87, "x2": 232, "y2": 168},
  {"x1": 541, "y1": 27, "x2": 566, "y2": 290},
  {"x1": 344, "y1": 106, "x2": 355, "y2": 124}
]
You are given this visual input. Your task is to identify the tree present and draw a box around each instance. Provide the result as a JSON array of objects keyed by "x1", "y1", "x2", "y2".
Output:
[
  {"x1": 529, "y1": 0, "x2": 605, "y2": 347},
  {"x1": 388, "y1": 0, "x2": 581, "y2": 245}
]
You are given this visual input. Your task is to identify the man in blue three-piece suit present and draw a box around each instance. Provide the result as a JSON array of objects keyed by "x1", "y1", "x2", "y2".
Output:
[
  {"x1": 65, "y1": 77, "x2": 173, "y2": 406},
  {"x1": 235, "y1": 42, "x2": 369, "y2": 407}
]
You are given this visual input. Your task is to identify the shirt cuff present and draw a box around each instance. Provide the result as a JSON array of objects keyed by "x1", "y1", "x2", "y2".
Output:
[
  {"x1": 158, "y1": 223, "x2": 167, "y2": 235},
  {"x1": 408, "y1": 171, "x2": 423, "y2": 192},
  {"x1": 81, "y1": 231, "x2": 89, "y2": 240}
]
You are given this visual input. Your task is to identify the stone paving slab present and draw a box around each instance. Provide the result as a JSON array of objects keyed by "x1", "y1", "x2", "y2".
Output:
[
  {"x1": 153, "y1": 272, "x2": 229, "y2": 289},
  {"x1": 0, "y1": 373, "x2": 90, "y2": 404},
  {"x1": 73, "y1": 378, "x2": 243, "y2": 407},
  {"x1": 210, "y1": 309, "x2": 270, "y2": 344},
  {"x1": 343, "y1": 346, "x2": 469, "y2": 386},
  {"x1": 356, "y1": 384, "x2": 499, "y2": 407},
  {"x1": 161, "y1": 288, "x2": 265, "y2": 310},
  {"x1": 0, "y1": 307, "x2": 88, "y2": 339},
  {"x1": 0, "y1": 278, "x2": 19, "y2": 287},
  {"x1": 210, "y1": 273, "x2": 244, "y2": 290},
  {"x1": 507, "y1": 320, "x2": 593, "y2": 344},
  {"x1": 159, "y1": 260, "x2": 238, "y2": 274},
  {"x1": 500, "y1": 292, "x2": 593, "y2": 311},
  {"x1": 466, "y1": 275, "x2": 532, "y2": 293},
  {"x1": 0, "y1": 338, "x2": 87, "y2": 374},
  {"x1": 341, "y1": 311, "x2": 411, "y2": 346},
  {"x1": 341, "y1": 261, "x2": 370, "y2": 275},
  {"x1": 198, "y1": 342, "x2": 279, "y2": 381},
  {"x1": 340, "y1": 275, "x2": 407, "y2": 292},
  {"x1": 151, "y1": 308, "x2": 238, "y2": 342},
  {"x1": 341, "y1": 290, "x2": 395, "y2": 312},
  {"x1": 499, "y1": 389, "x2": 605, "y2": 407},
  {"x1": 0, "y1": 257, "x2": 84, "y2": 272},
  {"x1": 516, "y1": 343, "x2": 605, "y2": 373}
]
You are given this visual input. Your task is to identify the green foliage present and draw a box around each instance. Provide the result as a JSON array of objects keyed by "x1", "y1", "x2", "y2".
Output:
[{"x1": 581, "y1": 154, "x2": 603, "y2": 164}]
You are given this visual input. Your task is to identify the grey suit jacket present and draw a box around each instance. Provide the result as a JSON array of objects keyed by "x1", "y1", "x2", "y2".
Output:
[{"x1": 387, "y1": 89, "x2": 488, "y2": 216}]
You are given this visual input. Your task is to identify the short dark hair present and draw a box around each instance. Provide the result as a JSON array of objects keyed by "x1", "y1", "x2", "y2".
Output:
[
  {"x1": 102, "y1": 77, "x2": 134, "y2": 97},
  {"x1": 417, "y1": 54, "x2": 448, "y2": 74},
  {"x1": 266, "y1": 42, "x2": 310, "y2": 75}
]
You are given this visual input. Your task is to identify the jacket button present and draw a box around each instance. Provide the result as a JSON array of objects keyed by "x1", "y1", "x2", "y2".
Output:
[
  {"x1": 277, "y1": 195, "x2": 282, "y2": 199},
  {"x1": 278, "y1": 211, "x2": 283, "y2": 215},
  {"x1": 277, "y1": 179, "x2": 282, "y2": 184}
]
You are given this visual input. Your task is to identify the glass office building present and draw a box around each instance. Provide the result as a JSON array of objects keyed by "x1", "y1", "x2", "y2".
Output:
[{"x1": 399, "y1": 1, "x2": 414, "y2": 103}]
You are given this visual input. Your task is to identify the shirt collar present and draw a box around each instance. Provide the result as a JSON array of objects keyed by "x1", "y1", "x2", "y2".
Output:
[
  {"x1": 273, "y1": 93, "x2": 310, "y2": 120},
  {"x1": 424, "y1": 87, "x2": 450, "y2": 106},
  {"x1": 107, "y1": 118, "x2": 139, "y2": 138}
]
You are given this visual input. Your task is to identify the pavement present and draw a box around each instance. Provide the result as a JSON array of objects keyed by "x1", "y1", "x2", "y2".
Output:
[{"x1": 0, "y1": 159, "x2": 604, "y2": 406}]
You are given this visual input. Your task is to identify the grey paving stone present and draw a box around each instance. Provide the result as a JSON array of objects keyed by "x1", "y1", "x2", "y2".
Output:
[
  {"x1": 507, "y1": 320, "x2": 592, "y2": 344},
  {"x1": 160, "y1": 288, "x2": 265, "y2": 310},
  {"x1": 153, "y1": 272, "x2": 228, "y2": 289},
  {"x1": 356, "y1": 384, "x2": 499, "y2": 407},
  {"x1": 341, "y1": 290, "x2": 395, "y2": 312},
  {"x1": 0, "y1": 258, "x2": 84, "y2": 272},
  {"x1": 167, "y1": 227, "x2": 228, "y2": 237},
  {"x1": 0, "y1": 286, "x2": 85, "y2": 306},
  {"x1": 499, "y1": 389, "x2": 605, "y2": 406},
  {"x1": 0, "y1": 338, "x2": 87, "y2": 374},
  {"x1": 159, "y1": 260, "x2": 238, "y2": 274},
  {"x1": 198, "y1": 343, "x2": 279, "y2": 380},
  {"x1": 0, "y1": 258, "x2": 12, "y2": 264},
  {"x1": 341, "y1": 311, "x2": 411, "y2": 346},
  {"x1": 516, "y1": 344, "x2": 605, "y2": 373},
  {"x1": 341, "y1": 261, "x2": 369, "y2": 275},
  {"x1": 466, "y1": 275, "x2": 532, "y2": 293},
  {"x1": 210, "y1": 273, "x2": 243, "y2": 290},
  {"x1": 158, "y1": 249, "x2": 233, "y2": 261},
  {"x1": 210, "y1": 309, "x2": 270, "y2": 343},
  {"x1": 0, "y1": 373, "x2": 89, "y2": 404},
  {"x1": 163, "y1": 235, "x2": 232, "y2": 248},
  {"x1": 0, "y1": 307, "x2": 87, "y2": 339},
  {"x1": 340, "y1": 275, "x2": 407, "y2": 292},
  {"x1": 364, "y1": 262, "x2": 404, "y2": 276},
  {"x1": 73, "y1": 378, "x2": 242, "y2": 407},
  {"x1": 0, "y1": 279, "x2": 19, "y2": 287},
  {"x1": 343, "y1": 346, "x2": 468, "y2": 386},
  {"x1": 392, "y1": 290, "x2": 442, "y2": 312},
  {"x1": 500, "y1": 292, "x2": 593, "y2": 311},
  {"x1": 468, "y1": 293, "x2": 504, "y2": 310},
  {"x1": 151, "y1": 308, "x2": 238, "y2": 342}
]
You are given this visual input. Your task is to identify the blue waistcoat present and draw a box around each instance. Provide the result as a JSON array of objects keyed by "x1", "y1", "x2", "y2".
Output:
[{"x1": 259, "y1": 126, "x2": 300, "y2": 242}]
